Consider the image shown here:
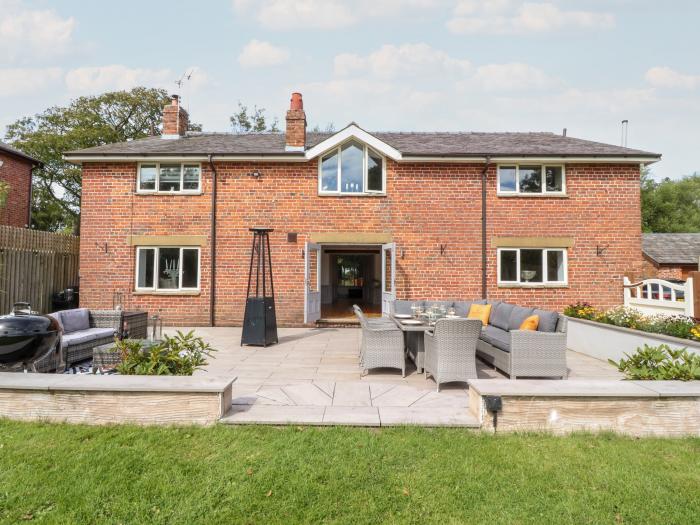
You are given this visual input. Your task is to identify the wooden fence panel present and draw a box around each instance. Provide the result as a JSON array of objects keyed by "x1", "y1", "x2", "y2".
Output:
[{"x1": 0, "y1": 226, "x2": 79, "y2": 314}]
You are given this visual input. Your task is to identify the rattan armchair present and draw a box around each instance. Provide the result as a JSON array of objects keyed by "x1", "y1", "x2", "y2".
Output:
[
  {"x1": 353, "y1": 305, "x2": 405, "y2": 377},
  {"x1": 424, "y1": 318, "x2": 482, "y2": 391}
]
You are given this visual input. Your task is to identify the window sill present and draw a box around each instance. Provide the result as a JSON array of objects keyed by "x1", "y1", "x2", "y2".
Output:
[
  {"x1": 133, "y1": 290, "x2": 201, "y2": 296},
  {"x1": 135, "y1": 191, "x2": 203, "y2": 196},
  {"x1": 497, "y1": 193, "x2": 568, "y2": 198},
  {"x1": 317, "y1": 192, "x2": 386, "y2": 198},
  {"x1": 497, "y1": 283, "x2": 569, "y2": 289}
]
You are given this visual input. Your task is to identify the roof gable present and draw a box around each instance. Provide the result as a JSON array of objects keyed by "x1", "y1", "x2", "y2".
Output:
[{"x1": 305, "y1": 123, "x2": 402, "y2": 161}]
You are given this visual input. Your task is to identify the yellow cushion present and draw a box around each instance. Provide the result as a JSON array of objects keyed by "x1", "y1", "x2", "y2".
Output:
[
  {"x1": 467, "y1": 304, "x2": 492, "y2": 326},
  {"x1": 520, "y1": 315, "x2": 540, "y2": 331}
]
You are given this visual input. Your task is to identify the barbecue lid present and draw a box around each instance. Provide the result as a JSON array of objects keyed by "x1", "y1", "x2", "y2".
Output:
[{"x1": 0, "y1": 307, "x2": 59, "y2": 337}]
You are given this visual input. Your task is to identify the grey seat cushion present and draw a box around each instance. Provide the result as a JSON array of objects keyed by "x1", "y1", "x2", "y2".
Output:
[
  {"x1": 61, "y1": 327, "x2": 115, "y2": 349},
  {"x1": 508, "y1": 305, "x2": 535, "y2": 331},
  {"x1": 479, "y1": 325, "x2": 511, "y2": 353},
  {"x1": 489, "y1": 302, "x2": 514, "y2": 331},
  {"x1": 534, "y1": 309, "x2": 559, "y2": 332},
  {"x1": 424, "y1": 301, "x2": 454, "y2": 310},
  {"x1": 393, "y1": 300, "x2": 414, "y2": 315},
  {"x1": 60, "y1": 308, "x2": 90, "y2": 333},
  {"x1": 452, "y1": 301, "x2": 473, "y2": 317}
]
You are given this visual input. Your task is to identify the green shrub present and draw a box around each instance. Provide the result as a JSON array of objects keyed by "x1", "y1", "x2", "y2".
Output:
[
  {"x1": 609, "y1": 344, "x2": 700, "y2": 380},
  {"x1": 115, "y1": 330, "x2": 216, "y2": 376},
  {"x1": 563, "y1": 302, "x2": 600, "y2": 320}
]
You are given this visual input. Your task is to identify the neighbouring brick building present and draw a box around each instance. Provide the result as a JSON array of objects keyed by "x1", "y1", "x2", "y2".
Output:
[
  {"x1": 66, "y1": 93, "x2": 660, "y2": 326},
  {"x1": 0, "y1": 141, "x2": 39, "y2": 228},
  {"x1": 642, "y1": 233, "x2": 700, "y2": 280}
]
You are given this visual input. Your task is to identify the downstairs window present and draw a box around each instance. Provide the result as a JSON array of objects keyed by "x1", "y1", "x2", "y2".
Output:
[
  {"x1": 498, "y1": 248, "x2": 567, "y2": 285},
  {"x1": 135, "y1": 247, "x2": 200, "y2": 291}
]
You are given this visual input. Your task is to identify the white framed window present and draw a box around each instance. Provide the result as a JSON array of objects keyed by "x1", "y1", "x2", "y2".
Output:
[
  {"x1": 318, "y1": 140, "x2": 385, "y2": 195},
  {"x1": 135, "y1": 246, "x2": 200, "y2": 291},
  {"x1": 497, "y1": 164, "x2": 565, "y2": 195},
  {"x1": 137, "y1": 162, "x2": 201, "y2": 193},
  {"x1": 497, "y1": 248, "x2": 567, "y2": 286}
]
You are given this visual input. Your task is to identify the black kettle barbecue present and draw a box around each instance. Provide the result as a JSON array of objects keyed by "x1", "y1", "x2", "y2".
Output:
[{"x1": 0, "y1": 303, "x2": 62, "y2": 372}]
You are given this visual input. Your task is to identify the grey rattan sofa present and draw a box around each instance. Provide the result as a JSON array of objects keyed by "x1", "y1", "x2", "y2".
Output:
[
  {"x1": 392, "y1": 299, "x2": 568, "y2": 379},
  {"x1": 36, "y1": 308, "x2": 123, "y2": 372},
  {"x1": 424, "y1": 318, "x2": 482, "y2": 391},
  {"x1": 353, "y1": 305, "x2": 405, "y2": 377}
]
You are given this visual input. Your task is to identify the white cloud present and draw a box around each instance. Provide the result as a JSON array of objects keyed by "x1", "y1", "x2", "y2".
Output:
[
  {"x1": 448, "y1": 1, "x2": 615, "y2": 35},
  {"x1": 0, "y1": 0, "x2": 75, "y2": 61},
  {"x1": 471, "y1": 62, "x2": 558, "y2": 91},
  {"x1": 238, "y1": 40, "x2": 290, "y2": 67},
  {"x1": 645, "y1": 66, "x2": 700, "y2": 90},
  {"x1": 233, "y1": 0, "x2": 442, "y2": 30},
  {"x1": 0, "y1": 67, "x2": 63, "y2": 97},
  {"x1": 334, "y1": 43, "x2": 471, "y2": 79},
  {"x1": 64, "y1": 65, "x2": 175, "y2": 93}
]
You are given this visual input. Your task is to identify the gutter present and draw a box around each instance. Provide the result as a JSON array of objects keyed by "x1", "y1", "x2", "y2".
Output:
[
  {"x1": 208, "y1": 155, "x2": 217, "y2": 326},
  {"x1": 481, "y1": 157, "x2": 491, "y2": 300}
]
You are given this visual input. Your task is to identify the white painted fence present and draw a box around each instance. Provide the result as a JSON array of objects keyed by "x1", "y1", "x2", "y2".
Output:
[{"x1": 623, "y1": 276, "x2": 694, "y2": 317}]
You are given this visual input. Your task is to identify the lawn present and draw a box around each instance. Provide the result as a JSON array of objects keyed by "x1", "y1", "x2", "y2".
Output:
[{"x1": 0, "y1": 421, "x2": 698, "y2": 524}]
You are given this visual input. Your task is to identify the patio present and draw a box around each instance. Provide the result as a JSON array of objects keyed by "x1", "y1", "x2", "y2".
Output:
[{"x1": 171, "y1": 326, "x2": 622, "y2": 426}]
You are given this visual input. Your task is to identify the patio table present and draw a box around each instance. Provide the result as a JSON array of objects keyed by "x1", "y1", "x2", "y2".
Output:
[{"x1": 390, "y1": 315, "x2": 433, "y2": 373}]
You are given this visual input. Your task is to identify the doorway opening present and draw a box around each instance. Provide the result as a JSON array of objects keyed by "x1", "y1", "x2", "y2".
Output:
[{"x1": 321, "y1": 246, "x2": 381, "y2": 320}]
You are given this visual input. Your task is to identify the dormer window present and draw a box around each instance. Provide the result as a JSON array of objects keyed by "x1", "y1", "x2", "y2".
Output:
[{"x1": 319, "y1": 140, "x2": 385, "y2": 195}]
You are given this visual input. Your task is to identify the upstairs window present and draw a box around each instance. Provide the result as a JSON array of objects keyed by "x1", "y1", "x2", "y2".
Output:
[
  {"x1": 138, "y1": 163, "x2": 201, "y2": 193},
  {"x1": 319, "y1": 140, "x2": 385, "y2": 195},
  {"x1": 135, "y1": 247, "x2": 200, "y2": 291},
  {"x1": 498, "y1": 164, "x2": 565, "y2": 195},
  {"x1": 498, "y1": 248, "x2": 567, "y2": 286}
]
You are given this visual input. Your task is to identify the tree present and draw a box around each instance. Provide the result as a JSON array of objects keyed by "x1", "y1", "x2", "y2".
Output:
[
  {"x1": 230, "y1": 103, "x2": 279, "y2": 133},
  {"x1": 641, "y1": 169, "x2": 700, "y2": 232},
  {"x1": 3, "y1": 87, "x2": 190, "y2": 233},
  {"x1": 309, "y1": 122, "x2": 336, "y2": 133}
]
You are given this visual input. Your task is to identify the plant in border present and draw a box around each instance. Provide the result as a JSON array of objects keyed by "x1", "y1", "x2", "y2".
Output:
[
  {"x1": 115, "y1": 330, "x2": 216, "y2": 376},
  {"x1": 565, "y1": 303, "x2": 700, "y2": 342},
  {"x1": 609, "y1": 343, "x2": 700, "y2": 380}
]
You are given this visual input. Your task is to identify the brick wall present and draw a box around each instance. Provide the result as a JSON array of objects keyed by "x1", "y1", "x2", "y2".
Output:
[
  {"x1": 79, "y1": 160, "x2": 642, "y2": 326},
  {"x1": 640, "y1": 258, "x2": 695, "y2": 281},
  {"x1": 0, "y1": 152, "x2": 32, "y2": 227}
]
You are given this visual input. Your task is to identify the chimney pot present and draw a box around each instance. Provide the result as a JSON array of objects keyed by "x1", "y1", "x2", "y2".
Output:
[{"x1": 290, "y1": 92, "x2": 303, "y2": 110}]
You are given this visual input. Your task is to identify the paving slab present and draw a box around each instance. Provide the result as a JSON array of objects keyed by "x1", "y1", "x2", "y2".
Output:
[
  {"x1": 378, "y1": 407, "x2": 480, "y2": 427},
  {"x1": 371, "y1": 384, "x2": 430, "y2": 407},
  {"x1": 221, "y1": 405, "x2": 325, "y2": 425},
  {"x1": 282, "y1": 383, "x2": 333, "y2": 406},
  {"x1": 322, "y1": 406, "x2": 380, "y2": 426},
  {"x1": 333, "y1": 382, "x2": 371, "y2": 407}
]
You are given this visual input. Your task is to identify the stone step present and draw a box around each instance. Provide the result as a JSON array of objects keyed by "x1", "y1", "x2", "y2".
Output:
[{"x1": 220, "y1": 404, "x2": 482, "y2": 428}]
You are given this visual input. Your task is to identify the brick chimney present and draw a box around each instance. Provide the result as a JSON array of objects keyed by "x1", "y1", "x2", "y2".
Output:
[
  {"x1": 285, "y1": 92, "x2": 306, "y2": 151},
  {"x1": 162, "y1": 94, "x2": 189, "y2": 138}
]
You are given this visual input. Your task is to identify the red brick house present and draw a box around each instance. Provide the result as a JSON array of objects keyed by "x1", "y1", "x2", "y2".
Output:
[
  {"x1": 66, "y1": 93, "x2": 660, "y2": 326},
  {"x1": 0, "y1": 141, "x2": 39, "y2": 228}
]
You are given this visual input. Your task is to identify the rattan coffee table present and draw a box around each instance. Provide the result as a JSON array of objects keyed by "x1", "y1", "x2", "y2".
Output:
[{"x1": 92, "y1": 339, "x2": 160, "y2": 373}]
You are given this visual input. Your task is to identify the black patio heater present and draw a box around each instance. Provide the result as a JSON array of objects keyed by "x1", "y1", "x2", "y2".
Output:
[{"x1": 241, "y1": 228, "x2": 278, "y2": 346}]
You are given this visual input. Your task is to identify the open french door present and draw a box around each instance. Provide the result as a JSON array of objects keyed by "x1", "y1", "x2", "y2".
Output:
[
  {"x1": 381, "y1": 242, "x2": 396, "y2": 316},
  {"x1": 304, "y1": 242, "x2": 321, "y2": 323}
]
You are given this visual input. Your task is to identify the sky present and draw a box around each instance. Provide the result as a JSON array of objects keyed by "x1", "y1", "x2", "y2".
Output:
[{"x1": 1, "y1": 0, "x2": 699, "y2": 179}]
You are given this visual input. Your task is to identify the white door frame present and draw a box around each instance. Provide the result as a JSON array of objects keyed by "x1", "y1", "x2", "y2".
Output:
[
  {"x1": 381, "y1": 242, "x2": 396, "y2": 316},
  {"x1": 304, "y1": 242, "x2": 322, "y2": 323}
]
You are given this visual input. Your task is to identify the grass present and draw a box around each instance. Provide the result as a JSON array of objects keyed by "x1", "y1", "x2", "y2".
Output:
[{"x1": 0, "y1": 421, "x2": 698, "y2": 524}]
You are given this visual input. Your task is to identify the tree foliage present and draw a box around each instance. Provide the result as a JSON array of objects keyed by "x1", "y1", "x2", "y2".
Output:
[
  {"x1": 3, "y1": 87, "x2": 176, "y2": 232},
  {"x1": 230, "y1": 103, "x2": 279, "y2": 133},
  {"x1": 641, "y1": 169, "x2": 700, "y2": 232}
]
